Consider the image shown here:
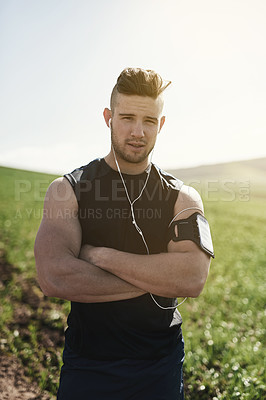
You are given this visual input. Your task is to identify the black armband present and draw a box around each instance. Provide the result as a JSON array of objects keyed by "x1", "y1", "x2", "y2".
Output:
[{"x1": 167, "y1": 212, "x2": 215, "y2": 258}]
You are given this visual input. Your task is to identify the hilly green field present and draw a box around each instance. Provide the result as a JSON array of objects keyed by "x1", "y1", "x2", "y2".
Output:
[{"x1": 0, "y1": 162, "x2": 265, "y2": 399}]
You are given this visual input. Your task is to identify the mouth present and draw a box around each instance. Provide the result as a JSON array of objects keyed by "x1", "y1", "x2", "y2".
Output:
[{"x1": 127, "y1": 142, "x2": 145, "y2": 149}]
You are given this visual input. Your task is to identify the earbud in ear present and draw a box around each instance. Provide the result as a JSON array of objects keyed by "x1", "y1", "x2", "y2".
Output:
[{"x1": 109, "y1": 119, "x2": 112, "y2": 128}]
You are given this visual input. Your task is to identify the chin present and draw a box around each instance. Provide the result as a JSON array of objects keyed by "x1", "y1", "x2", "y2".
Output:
[{"x1": 124, "y1": 154, "x2": 147, "y2": 164}]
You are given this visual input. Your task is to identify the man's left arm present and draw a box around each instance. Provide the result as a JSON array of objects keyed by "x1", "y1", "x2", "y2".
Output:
[{"x1": 80, "y1": 185, "x2": 211, "y2": 298}]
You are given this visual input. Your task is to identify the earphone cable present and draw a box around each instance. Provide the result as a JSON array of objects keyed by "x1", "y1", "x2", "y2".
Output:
[{"x1": 111, "y1": 144, "x2": 185, "y2": 310}]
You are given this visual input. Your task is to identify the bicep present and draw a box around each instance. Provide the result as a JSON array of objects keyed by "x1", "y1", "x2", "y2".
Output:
[
  {"x1": 34, "y1": 178, "x2": 81, "y2": 264},
  {"x1": 167, "y1": 184, "x2": 209, "y2": 260}
]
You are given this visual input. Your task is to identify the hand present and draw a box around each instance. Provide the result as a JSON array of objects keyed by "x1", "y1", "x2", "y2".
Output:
[
  {"x1": 79, "y1": 244, "x2": 107, "y2": 267},
  {"x1": 79, "y1": 244, "x2": 95, "y2": 262}
]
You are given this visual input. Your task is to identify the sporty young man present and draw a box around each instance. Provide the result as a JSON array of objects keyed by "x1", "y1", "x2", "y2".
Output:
[{"x1": 35, "y1": 67, "x2": 214, "y2": 399}]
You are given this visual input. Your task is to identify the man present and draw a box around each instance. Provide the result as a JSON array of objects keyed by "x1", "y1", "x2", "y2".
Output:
[{"x1": 34, "y1": 67, "x2": 214, "y2": 399}]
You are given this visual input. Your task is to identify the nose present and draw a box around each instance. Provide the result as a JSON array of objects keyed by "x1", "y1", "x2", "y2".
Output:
[{"x1": 131, "y1": 122, "x2": 144, "y2": 138}]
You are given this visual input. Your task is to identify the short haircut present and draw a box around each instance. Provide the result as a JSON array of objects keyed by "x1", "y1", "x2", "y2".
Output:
[{"x1": 110, "y1": 67, "x2": 171, "y2": 110}]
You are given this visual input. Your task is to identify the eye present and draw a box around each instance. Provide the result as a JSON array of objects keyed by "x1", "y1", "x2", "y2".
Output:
[{"x1": 145, "y1": 119, "x2": 156, "y2": 125}]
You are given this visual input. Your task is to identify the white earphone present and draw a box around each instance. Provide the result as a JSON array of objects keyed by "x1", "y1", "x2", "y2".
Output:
[
  {"x1": 108, "y1": 118, "x2": 187, "y2": 310},
  {"x1": 111, "y1": 142, "x2": 186, "y2": 310}
]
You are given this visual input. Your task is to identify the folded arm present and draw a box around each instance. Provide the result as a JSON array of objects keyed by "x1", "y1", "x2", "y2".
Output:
[
  {"x1": 81, "y1": 185, "x2": 211, "y2": 298},
  {"x1": 34, "y1": 178, "x2": 145, "y2": 303}
]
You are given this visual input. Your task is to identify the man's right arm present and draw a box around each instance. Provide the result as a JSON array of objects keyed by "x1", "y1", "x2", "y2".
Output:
[{"x1": 34, "y1": 177, "x2": 145, "y2": 303}]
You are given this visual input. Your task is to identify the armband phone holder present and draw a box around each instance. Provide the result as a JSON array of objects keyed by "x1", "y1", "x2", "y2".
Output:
[{"x1": 167, "y1": 212, "x2": 215, "y2": 258}]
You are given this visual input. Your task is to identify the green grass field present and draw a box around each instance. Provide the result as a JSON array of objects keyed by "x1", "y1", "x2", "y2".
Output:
[{"x1": 0, "y1": 165, "x2": 265, "y2": 399}]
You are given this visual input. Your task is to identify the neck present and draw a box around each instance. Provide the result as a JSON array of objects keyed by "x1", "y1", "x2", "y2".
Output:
[{"x1": 104, "y1": 151, "x2": 150, "y2": 175}]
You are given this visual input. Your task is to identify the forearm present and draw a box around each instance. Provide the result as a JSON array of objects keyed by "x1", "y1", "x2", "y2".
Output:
[
  {"x1": 37, "y1": 253, "x2": 145, "y2": 303},
  {"x1": 35, "y1": 178, "x2": 145, "y2": 303},
  {"x1": 88, "y1": 247, "x2": 210, "y2": 298}
]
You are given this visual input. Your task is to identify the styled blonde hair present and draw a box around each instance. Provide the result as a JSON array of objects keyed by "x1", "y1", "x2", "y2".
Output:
[{"x1": 110, "y1": 68, "x2": 171, "y2": 110}]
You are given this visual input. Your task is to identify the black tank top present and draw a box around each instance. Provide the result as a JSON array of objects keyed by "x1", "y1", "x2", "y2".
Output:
[{"x1": 64, "y1": 158, "x2": 183, "y2": 360}]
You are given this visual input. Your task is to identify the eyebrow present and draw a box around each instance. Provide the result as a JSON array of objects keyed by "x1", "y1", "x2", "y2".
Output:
[{"x1": 119, "y1": 113, "x2": 158, "y2": 121}]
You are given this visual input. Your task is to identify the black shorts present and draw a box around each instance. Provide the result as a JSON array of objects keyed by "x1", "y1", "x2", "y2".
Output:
[{"x1": 57, "y1": 335, "x2": 184, "y2": 400}]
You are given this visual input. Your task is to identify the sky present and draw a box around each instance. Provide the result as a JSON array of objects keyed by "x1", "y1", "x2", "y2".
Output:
[{"x1": 0, "y1": 0, "x2": 265, "y2": 174}]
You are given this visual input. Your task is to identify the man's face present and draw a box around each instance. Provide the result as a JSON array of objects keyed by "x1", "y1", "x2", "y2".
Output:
[{"x1": 110, "y1": 93, "x2": 165, "y2": 165}]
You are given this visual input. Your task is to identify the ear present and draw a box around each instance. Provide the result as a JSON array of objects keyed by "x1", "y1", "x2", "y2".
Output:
[
  {"x1": 158, "y1": 116, "x2": 165, "y2": 133},
  {"x1": 103, "y1": 108, "x2": 112, "y2": 128}
]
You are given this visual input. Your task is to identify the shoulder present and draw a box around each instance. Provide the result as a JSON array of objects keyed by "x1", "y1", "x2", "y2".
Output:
[
  {"x1": 150, "y1": 164, "x2": 203, "y2": 216},
  {"x1": 46, "y1": 176, "x2": 73, "y2": 199},
  {"x1": 178, "y1": 184, "x2": 203, "y2": 204},
  {"x1": 151, "y1": 164, "x2": 183, "y2": 191},
  {"x1": 64, "y1": 158, "x2": 107, "y2": 189},
  {"x1": 173, "y1": 184, "x2": 204, "y2": 218},
  {"x1": 44, "y1": 177, "x2": 78, "y2": 213}
]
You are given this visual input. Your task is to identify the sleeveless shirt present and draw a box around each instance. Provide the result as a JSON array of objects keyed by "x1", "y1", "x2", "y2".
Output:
[{"x1": 64, "y1": 158, "x2": 183, "y2": 361}]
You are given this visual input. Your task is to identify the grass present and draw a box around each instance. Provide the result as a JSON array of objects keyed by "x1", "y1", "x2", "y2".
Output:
[
  {"x1": 181, "y1": 197, "x2": 266, "y2": 399},
  {"x1": 0, "y1": 165, "x2": 265, "y2": 399}
]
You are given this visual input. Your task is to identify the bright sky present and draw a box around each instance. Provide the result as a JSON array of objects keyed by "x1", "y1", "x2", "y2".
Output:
[{"x1": 0, "y1": 0, "x2": 265, "y2": 174}]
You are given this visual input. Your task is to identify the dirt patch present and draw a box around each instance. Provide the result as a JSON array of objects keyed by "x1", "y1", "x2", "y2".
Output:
[
  {"x1": 0, "y1": 248, "x2": 65, "y2": 398},
  {"x1": 0, "y1": 354, "x2": 51, "y2": 400}
]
